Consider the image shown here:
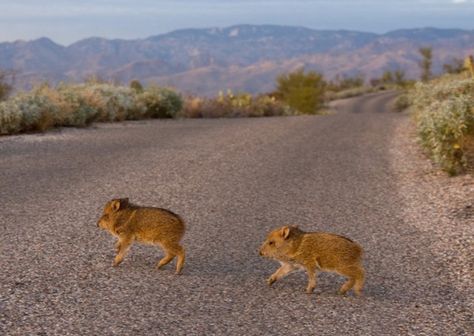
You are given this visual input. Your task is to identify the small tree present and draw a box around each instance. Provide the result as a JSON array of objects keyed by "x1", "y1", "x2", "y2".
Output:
[
  {"x1": 275, "y1": 68, "x2": 326, "y2": 114},
  {"x1": 394, "y1": 69, "x2": 407, "y2": 86},
  {"x1": 381, "y1": 70, "x2": 394, "y2": 84},
  {"x1": 0, "y1": 69, "x2": 15, "y2": 101},
  {"x1": 419, "y1": 47, "x2": 433, "y2": 82},
  {"x1": 130, "y1": 79, "x2": 144, "y2": 93}
]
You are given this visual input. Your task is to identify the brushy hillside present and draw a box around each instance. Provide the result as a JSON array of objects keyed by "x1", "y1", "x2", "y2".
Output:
[{"x1": 409, "y1": 74, "x2": 474, "y2": 175}]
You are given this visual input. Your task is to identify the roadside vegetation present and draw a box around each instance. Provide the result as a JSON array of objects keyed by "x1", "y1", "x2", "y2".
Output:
[
  {"x1": 0, "y1": 69, "x2": 15, "y2": 101},
  {"x1": 273, "y1": 69, "x2": 326, "y2": 114},
  {"x1": 404, "y1": 53, "x2": 474, "y2": 175},
  {"x1": 0, "y1": 69, "x2": 317, "y2": 135},
  {"x1": 179, "y1": 90, "x2": 294, "y2": 118},
  {"x1": 0, "y1": 81, "x2": 182, "y2": 135},
  {"x1": 409, "y1": 73, "x2": 474, "y2": 175},
  {"x1": 0, "y1": 66, "x2": 410, "y2": 136}
]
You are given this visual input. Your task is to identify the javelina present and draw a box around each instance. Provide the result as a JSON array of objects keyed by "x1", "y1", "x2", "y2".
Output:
[
  {"x1": 259, "y1": 226, "x2": 364, "y2": 295},
  {"x1": 97, "y1": 198, "x2": 185, "y2": 274}
]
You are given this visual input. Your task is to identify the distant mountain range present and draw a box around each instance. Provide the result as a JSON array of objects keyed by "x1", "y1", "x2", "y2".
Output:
[{"x1": 1, "y1": 25, "x2": 474, "y2": 96}]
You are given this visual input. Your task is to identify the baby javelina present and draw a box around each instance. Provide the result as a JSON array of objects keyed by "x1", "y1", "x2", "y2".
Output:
[
  {"x1": 97, "y1": 198, "x2": 185, "y2": 274},
  {"x1": 259, "y1": 226, "x2": 364, "y2": 296}
]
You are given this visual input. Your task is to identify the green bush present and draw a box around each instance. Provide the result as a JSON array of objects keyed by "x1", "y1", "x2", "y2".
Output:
[
  {"x1": 410, "y1": 76, "x2": 474, "y2": 174},
  {"x1": 275, "y1": 69, "x2": 326, "y2": 114},
  {"x1": 394, "y1": 94, "x2": 411, "y2": 112},
  {"x1": 137, "y1": 86, "x2": 183, "y2": 118},
  {"x1": 130, "y1": 79, "x2": 144, "y2": 93}
]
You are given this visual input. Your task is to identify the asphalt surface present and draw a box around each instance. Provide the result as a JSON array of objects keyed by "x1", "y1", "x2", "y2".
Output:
[{"x1": 0, "y1": 91, "x2": 471, "y2": 335}]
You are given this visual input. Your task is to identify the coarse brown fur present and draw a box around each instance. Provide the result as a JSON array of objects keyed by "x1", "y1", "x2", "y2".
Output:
[
  {"x1": 97, "y1": 198, "x2": 186, "y2": 274},
  {"x1": 259, "y1": 226, "x2": 365, "y2": 296}
]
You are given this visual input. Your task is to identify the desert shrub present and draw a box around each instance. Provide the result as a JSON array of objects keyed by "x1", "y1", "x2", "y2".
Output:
[
  {"x1": 410, "y1": 76, "x2": 474, "y2": 174},
  {"x1": 130, "y1": 79, "x2": 144, "y2": 93},
  {"x1": 0, "y1": 82, "x2": 184, "y2": 135},
  {"x1": 137, "y1": 86, "x2": 183, "y2": 118},
  {"x1": 0, "y1": 91, "x2": 60, "y2": 134},
  {"x1": 179, "y1": 90, "x2": 294, "y2": 118},
  {"x1": 275, "y1": 69, "x2": 326, "y2": 114},
  {"x1": 52, "y1": 84, "x2": 99, "y2": 126},
  {"x1": 0, "y1": 98, "x2": 25, "y2": 134},
  {"x1": 250, "y1": 95, "x2": 294, "y2": 117},
  {"x1": 394, "y1": 94, "x2": 411, "y2": 112},
  {"x1": 77, "y1": 83, "x2": 144, "y2": 121}
]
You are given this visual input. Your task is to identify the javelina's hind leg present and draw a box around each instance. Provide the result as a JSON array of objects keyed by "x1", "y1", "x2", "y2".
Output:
[
  {"x1": 174, "y1": 245, "x2": 185, "y2": 275},
  {"x1": 353, "y1": 267, "x2": 365, "y2": 296},
  {"x1": 157, "y1": 252, "x2": 175, "y2": 270},
  {"x1": 158, "y1": 243, "x2": 185, "y2": 274},
  {"x1": 338, "y1": 265, "x2": 364, "y2": 296},
  {"x1": 305, "y1": 265, "x2": 317, "y2": 294},
  {"x1": 339, "y1": 278, "x2": 355, "y2": 295}
]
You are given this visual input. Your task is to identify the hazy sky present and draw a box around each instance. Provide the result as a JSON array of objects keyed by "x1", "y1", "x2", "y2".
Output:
[{"x1": 1, "y1": 0, "x2": 473, "y2": 45}]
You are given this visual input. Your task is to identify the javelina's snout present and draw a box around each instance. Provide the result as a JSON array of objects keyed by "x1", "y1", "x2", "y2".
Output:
[
  {"x1": 258, "y1": 244, "x2": 266, "y2": 257},
  {"x1": 96, "y1": 216, "x2": 102, "y2": 227}
]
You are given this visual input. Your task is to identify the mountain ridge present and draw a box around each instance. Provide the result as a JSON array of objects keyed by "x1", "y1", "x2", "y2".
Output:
[{"x1": 1, "y1": 25, "x2": 473, "y2": 95}]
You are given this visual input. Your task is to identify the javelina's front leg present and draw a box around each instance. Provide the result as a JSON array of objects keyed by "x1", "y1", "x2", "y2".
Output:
[
  {"x1": 113, "y1": 236, "x2": 132, "y2": 266},
  {"x1": 268, "y1": 262, "x2": 296, "y2": 286}
]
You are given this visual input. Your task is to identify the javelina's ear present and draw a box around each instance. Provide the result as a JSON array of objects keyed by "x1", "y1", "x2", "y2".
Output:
[
  {"x1": 280, "y1": 226, "x2": 291, "y2": 239},
  {"x1": 111, "y1": 198, "x2": 129, "y2": 212},
  {"x1": 120, "y1": 198, "x2": 129, "y2": 208},
  {"x1": 111, "y1": 200, "x2": 121, "y2": 212}
]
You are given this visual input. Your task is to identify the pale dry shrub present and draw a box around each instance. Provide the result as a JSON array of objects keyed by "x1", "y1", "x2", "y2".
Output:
[{"x1": 410, "y1": 75, "x2": 474, "y2": 174}]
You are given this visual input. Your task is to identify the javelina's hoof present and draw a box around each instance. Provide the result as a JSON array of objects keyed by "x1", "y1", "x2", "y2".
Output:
[{"x1": 267, "y1": 277, "x2": 276, "y2": 286}]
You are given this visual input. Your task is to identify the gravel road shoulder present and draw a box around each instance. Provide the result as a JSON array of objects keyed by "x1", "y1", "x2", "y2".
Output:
[{"x1": 389, "y1": 111, "x2": 473, "y2": 332}]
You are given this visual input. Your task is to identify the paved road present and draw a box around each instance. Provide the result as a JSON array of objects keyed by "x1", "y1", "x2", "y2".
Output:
[{"x1": 0, "y1": 92, "x2": 471, "y2": 335}]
